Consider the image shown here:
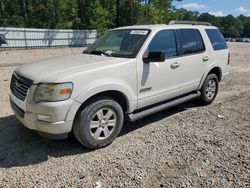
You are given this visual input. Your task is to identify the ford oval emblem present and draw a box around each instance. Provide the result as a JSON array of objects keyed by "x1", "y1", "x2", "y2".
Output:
[{"x1": 15, "y1": 81, "x2": 21, "y2": 88}]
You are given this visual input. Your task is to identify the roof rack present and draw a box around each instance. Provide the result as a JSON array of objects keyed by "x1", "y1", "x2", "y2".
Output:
[{"x1": 168, "y1": 20, "x2": 212, "y2": 26}]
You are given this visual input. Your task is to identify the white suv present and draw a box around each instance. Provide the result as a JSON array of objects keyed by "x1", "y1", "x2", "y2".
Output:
[{"x1": 10, "y1": 21, "x2": 229, "y2": 149}]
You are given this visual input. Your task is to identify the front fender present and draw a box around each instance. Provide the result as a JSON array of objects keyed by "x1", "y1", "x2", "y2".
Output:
[
  {"x1": 65, "y1": 81, "x2": 136, "y2": 122},
  {"x1": 74, "y1": 80, "x2": 137, "y2": 113}
]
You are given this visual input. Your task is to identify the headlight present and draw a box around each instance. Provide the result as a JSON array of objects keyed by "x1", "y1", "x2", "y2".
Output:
[{"x1": 34, "y1": 83, "x2": 73, "y2": 102}]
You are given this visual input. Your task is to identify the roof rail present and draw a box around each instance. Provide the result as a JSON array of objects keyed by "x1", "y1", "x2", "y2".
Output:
[{"x1": 168, "y1": 20, "x2": 212, "y2": 26}]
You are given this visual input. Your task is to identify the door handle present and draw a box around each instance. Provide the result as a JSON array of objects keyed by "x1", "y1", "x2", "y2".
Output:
[
  {"x1": 171, "y1": 62, "x2": 180, "y2": 68},
  {"x1": 202, "y1": 56, "x2": 209, "y2": 62}
]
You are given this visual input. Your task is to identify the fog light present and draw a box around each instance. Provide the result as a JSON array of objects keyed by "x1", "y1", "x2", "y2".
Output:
[{"x1": 36, "y1": 114, "x2": 51, "y2": 122}]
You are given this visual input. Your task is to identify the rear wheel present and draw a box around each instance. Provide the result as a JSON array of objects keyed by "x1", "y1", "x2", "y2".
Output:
[
  {"x1": 199, "y1": 73, "x2": 219, "y2": 105},
  {"x1": 73, "y1": 96, "x2": 124, "y2": 149}
]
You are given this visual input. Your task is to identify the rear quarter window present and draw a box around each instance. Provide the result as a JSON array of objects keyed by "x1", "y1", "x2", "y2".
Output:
[{"x1": 205, "y1": 29, "x2": 228, "y2": 51}]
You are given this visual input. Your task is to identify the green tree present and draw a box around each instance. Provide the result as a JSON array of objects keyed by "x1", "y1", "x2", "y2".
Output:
[
  {"x1": 58, "y1": 0, "x2": 78, "y2": 29},
  {"x1": 174, "y1": 8, "x2": 199, "y2": 21},
  {"x1": 238, "y1": 15, "x2": 250, "y2": 37},
  {"x1": 89, "y1": 0, "x2": 109, "y2": 34},
  {"x1": 0, "y1": 0, "x2": 25, "y2": 27},
  {"x1": 1, "y1": 0, "x2": 250, "y2": 38},
  {"x1": 220, "y1": 15, "x2": 244, "y2": 37},
  {"x1": 27, "y1": 0, "x2": 54, "y2": 28},
  {"x1": 198, "y1": 13, "x2": 220, "y2": 26}
]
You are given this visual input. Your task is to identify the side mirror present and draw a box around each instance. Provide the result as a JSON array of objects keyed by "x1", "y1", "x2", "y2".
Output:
[{"x1": 143, "y1": 51, "x2": 165, "y2": 63}]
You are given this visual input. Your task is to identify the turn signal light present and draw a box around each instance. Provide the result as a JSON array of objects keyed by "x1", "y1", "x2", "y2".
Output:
[{"x1": 60, "y1": 88, "x2": 72, "y2": 95}]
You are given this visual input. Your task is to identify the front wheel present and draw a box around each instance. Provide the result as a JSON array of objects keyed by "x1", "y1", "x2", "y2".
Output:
[
  {"x1": 73, "y1": 96, "x2": 124, "y2": 149},
  {"x1": 199, "y1": 73, "x2": 219, "y2": 105}
]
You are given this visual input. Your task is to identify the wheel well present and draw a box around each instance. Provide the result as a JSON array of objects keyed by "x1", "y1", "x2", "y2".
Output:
[
  {"x1": 208, "y1": 67, "x2": 222, "y2": 81},
  {"x1": 77, "y1": 90, "x2": 128, "y2": 113}
]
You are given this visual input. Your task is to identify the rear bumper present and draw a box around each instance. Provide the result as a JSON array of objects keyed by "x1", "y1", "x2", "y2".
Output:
[{"x1": 10, "y1": 90, "x2": 75, "y2": 135}]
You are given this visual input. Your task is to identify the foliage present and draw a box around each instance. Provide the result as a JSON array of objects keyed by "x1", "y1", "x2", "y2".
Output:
[
  {"x1": 175, "y1": 9, "x2": 250, "y2": 37},
  {"x1": 0, "y1": 0, "x2": 250, "y2": 37}
]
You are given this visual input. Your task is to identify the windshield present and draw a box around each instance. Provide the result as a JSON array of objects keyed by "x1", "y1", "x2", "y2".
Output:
[{"x1": 84, "y1": 29, "x2": 150, "y2": 58}]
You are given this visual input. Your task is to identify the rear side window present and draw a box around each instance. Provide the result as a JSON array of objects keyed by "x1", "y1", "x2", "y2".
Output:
[
  {"x1": 149, "y1": 29, "x2": 177, "y2": 58},
  {"x1": 178, "y1": 29, "x2": 205, "y2": 55},
  {"x1": 205, "y1": 29, "x2": 228, "y2": 51}
]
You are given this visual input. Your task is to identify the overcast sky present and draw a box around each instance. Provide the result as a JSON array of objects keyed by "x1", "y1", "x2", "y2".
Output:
[{"x1": 173, "y1": 0, "x2": 250, "y2": 17}]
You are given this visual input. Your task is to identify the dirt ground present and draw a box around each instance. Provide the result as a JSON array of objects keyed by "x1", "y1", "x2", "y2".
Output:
[{"x1": 0, "y1": 43, "x2": 249, "y2": 188}]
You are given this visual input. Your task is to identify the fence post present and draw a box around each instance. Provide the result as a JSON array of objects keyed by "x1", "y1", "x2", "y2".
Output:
[
  {"x1": 24, "y1": 28, "x2": 28, "y2": 49},
  {"x1": 68, "y1": 30, "x2": 70, "y2": 47}
]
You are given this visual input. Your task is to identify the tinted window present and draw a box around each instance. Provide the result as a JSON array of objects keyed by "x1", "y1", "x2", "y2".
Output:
[
  {"x1": 149, "y1": 30, "x2": 177, "y2": 58},
  {"x1": 179, "y1": 29, "x2": 199, "y2": 55},
  {"x1": 195, "y1": 29, "x2": 205, "y2": 52},
  {"x1": 205, "y1": 29, "x2": 228, "y2": 51}
]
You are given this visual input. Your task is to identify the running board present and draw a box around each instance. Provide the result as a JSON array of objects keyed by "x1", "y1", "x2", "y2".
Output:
[{"x1": 128, "y1": 91, "x2": 201, "y2": 122}]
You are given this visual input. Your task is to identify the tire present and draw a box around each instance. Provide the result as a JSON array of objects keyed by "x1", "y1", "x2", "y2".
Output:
[
  {"x1": 73, "y1": 96, "x2": 124, "y2": 149},
  {"x1": 199, "y1": 73, "x2": 219, "y2": 105}
]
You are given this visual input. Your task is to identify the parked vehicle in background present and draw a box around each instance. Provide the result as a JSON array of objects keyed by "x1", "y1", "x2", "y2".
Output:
[
  {"x1": 243, "y1": 38, "x2": 250, "y2": 43},
  {"x1": 236, "y1": 38, "x2": 244, "y2": 42},
  {"x1": 227, "y1": 38, "x2": 236, "y2": 42},
  {"x1": 10, "y1": 21, "x2": 230, "y2": 149},
  {"x1": 0, "y1": 33, "x2": 7, "y2": 46}
]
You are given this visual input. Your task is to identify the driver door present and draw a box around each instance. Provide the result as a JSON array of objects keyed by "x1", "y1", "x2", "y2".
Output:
[{"x1": 137, "y1": 29, "x2": 183, "y2": 109}]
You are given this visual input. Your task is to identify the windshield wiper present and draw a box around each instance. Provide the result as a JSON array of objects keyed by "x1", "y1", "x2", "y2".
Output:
[{"x1": 84, "y1": 50, "x2": 112, "y2": 57}]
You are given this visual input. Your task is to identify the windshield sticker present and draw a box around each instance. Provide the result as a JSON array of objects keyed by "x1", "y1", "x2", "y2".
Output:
[{"x1": 130, "y1": 30, "x2": 148, "y2": 35}]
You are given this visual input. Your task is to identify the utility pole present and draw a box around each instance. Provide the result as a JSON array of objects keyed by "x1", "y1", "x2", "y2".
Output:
[
  {"x1": 19, "y1": 0, "x2": 28, "y2": 23},
  {"x1": 116, "y1": 0, "x2": 120, "y2": 27},
  {"x1": 130, "y1": 0, "x2": 133, "y2": 25},
  {"x1": 52, "y1": 0, "x2": 59, "y2": 28},
  {"x1": 0, "y1": 0, "x2": 4, "y2": 18}
]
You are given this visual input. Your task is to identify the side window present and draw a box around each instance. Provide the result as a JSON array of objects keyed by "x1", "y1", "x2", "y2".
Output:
[
  {"x1": 195, "y1": 29, "x2": 205, "y2": 52},
  {"x1": 149, "y1": 30, "x2": 177, "y2": 58},
  {"x1": 179, "y1": 29, "x2": 199, "y2": 55},
  {"x1": 205, "y1": 29, "x2": 228, "y2": 51}
]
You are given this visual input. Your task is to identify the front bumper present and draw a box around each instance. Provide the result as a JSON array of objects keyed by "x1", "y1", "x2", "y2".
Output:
[{"x1": 9, "y1": 86, "x2": 76, "y2": 135}]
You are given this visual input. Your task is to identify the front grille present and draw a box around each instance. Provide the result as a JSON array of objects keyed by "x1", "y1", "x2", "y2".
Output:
[
  {"x1": 10, "y1": 99, "x2": 25, "y2": 118},
  {"x1": 10, "y1": 72, "x2": 33, "y2": 101}
]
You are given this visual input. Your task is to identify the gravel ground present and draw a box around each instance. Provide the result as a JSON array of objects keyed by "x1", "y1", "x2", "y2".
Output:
[{"x1": 0, "y1": 43, "x2": 249, "y2": 188}]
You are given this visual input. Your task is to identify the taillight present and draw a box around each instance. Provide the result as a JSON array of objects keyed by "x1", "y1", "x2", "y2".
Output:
[{"x1": 228, "y1": 53, "x2": 230, "y2": 65}]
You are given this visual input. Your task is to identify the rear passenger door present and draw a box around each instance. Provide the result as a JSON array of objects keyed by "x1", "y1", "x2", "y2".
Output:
[{"x1": 177, "y1": 29, "x2": 209, "y2": 92}]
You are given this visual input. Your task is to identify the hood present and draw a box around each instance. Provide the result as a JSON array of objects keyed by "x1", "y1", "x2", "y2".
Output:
[{"x1": 15, "y1": 54, "x2": 130, "y2": 83}]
